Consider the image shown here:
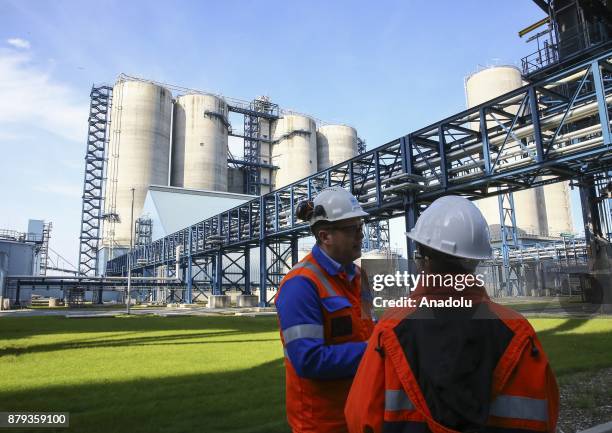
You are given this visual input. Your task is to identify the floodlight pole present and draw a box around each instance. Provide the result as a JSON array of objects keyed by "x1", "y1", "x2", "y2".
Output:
[{"x1": 126, "y1": 188, "x2": 135, "y2": 315}]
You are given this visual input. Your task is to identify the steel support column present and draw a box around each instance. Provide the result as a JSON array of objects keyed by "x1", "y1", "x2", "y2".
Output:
[
  {"x1": 186, "y1": 229, "x2": 193, "y2": 304},
  {"x1": 580, "y1": 175, "x2": 603, "y2": 243},
  {"x1": 498, "y1": 190, "x2": 522, "y2": 296},
  {"x1": 291, "y1": 237, "x2": 299, "y2": 266},
  {"x1": 259, "y1": 195, "x2": 267, "y2": 307},
  {"x1": 592, "y1": 59, "x2": 612, "y2": 146},
  {"x1": 244, "y1": 248, "x2": 251, "y2": 295},
  {"x1": 214, "y1": 250, "x2": 223, "y2": 296}
]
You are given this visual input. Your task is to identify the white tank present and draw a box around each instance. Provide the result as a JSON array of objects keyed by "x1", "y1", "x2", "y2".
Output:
[
  {"x1": 271, "y1": 114, "x2": 317, "y2": 189},
  {"x1": 104, "y1": 79, "x2": 173, "y2": 248},
  {"x1": 465, "y1": 66, "x2": 547, "y2": 236},
  {"x1": 354, "y1": 249, "x2": 392, "y2": 266},
  {"x1": 316, "y1": 125, "x2": 358, "y2": 170},
  {"x1": 465, "y1": 66, "x2": 524, "y2": 108},
  {"x1": 171, "y1": 93, "x2": 228, "y2": 191}
]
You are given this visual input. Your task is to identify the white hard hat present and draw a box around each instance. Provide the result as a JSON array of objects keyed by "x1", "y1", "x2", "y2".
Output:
[
  {"x1": 309, "y1": 187, "x2": 369, "y2": 226},
  {"x1": 406, "y1": 195, "x2": 492, "y2": 260}
]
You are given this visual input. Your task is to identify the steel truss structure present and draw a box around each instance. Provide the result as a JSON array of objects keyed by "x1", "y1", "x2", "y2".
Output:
[
  {"x1": 135, "y1": 218, "x2": 152, "y2": 247},
  {"x1": 357, "y1": 136, "x2": 391, "y2": 252},
  {"x1": 77, "y1": 85, "x2": 112, "y2": 276},
  {"x1": 593, "y1": 170, "x2": 612, "y2": 239},
  {"x1": 363, "y1": 222, "x2": 390, "y2": 252},
  {"x1": 497, "y1": 191, "x2": 522, "y2": 296},
  {"x1": 227, "y1": 98, "x2": 279, "y2": 196},
  {"x1": 106, "y1": 51, "x2": 612, "y2": 306}
]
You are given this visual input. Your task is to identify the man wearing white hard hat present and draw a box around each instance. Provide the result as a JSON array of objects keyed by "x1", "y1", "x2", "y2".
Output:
[
  {"x1": 345, "y1": 195, "x2": 559, "y2": 433},
  {"x1": 275, "y1": 187, "x2": 376, "y2": 433}
]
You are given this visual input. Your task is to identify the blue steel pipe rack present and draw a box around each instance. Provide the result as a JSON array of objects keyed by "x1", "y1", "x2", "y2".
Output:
[{"x1": 107, "y1": 51, "x2": 612, "y2": 306}]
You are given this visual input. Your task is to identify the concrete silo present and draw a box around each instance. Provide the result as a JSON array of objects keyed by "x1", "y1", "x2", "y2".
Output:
[
  {"x1": 465, "y1": 66, "x2": 524, "y2": 109},
  {"x1": 271, "y1": 114, "x2": 317, "y2": 189},
  {"x1": 103, "y1": 78, "x2": 173, "y2": 248},
  {"x1": 316, "y1": 124, "x2": 358, "y2": 170},
  {"x1": 465, "y1": 66, "x2": 551, "y2": 236},
  {"x1": 542, "y1": 177, "x2": 574, "y2": 236},
  {"x1": 171, "y1": 93, "x2": 229, "y2": 191},
  {"x1": 227, "y1": 167, "x2": 244, "y2": 194}
]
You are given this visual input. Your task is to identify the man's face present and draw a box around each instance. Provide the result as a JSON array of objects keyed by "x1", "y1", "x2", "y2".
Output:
[{"x1": 318, "y1": 217, "x2": 364, "y2": 264}]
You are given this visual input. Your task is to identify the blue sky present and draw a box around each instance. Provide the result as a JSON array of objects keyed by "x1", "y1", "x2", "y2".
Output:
[{"x1": 1, "y1": 0, "x2": 581, "y2": 266}]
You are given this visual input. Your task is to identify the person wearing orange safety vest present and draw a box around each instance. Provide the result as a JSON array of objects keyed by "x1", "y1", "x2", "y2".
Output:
[
  {"x1": 345, "y1": 195, "x2": 559, "y2": 433},
  {"x1": 275, "y1": 187, "x2": 376, "y2": 433}
]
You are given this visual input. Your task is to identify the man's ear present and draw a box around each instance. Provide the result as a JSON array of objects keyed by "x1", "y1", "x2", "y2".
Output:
[{"x1": 318, "y1": 227, "x2": 332, "y2": 245}]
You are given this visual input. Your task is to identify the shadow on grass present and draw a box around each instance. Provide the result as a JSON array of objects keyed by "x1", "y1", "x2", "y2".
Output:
[
  {"x1": 0, "y1": 315, "x2": 279, "y2": 341},
  {"x1": 533, "y1": 318, "x2": 612, "y2": 376},
  {"x1": 538, "y1": 318, "x2": 592, "y2": 335},
  {"x1": 0, "y1": 330, "x2": 280, "y2": 357},
  {"x1": 0, "y1": 358, "x2": 290, "y2": 433}
]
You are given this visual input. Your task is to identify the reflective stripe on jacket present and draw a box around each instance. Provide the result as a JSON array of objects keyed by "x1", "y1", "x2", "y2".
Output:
[
  {"x1": 344, "y1": 283, "x2": 559, "y2": 433},
  {"x1": 276, "y1": 246, "x2": 375, "y2": 433}
]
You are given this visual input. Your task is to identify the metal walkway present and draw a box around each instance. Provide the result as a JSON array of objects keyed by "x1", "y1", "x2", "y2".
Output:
[{"x1": 103, "y1": 51, "x2": 612, "y2": 305}]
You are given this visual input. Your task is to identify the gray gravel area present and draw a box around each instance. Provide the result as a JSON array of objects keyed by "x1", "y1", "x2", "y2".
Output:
[{"x1": 559, "y1": 367, "x2": 612, "y2": 433}]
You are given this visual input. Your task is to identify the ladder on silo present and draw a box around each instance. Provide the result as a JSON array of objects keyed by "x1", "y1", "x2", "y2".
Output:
[
  {"x1": 38, "y1": 222, "x2": 52, "y2": 276},
  {"x1": 244, "y1": 112, "x2": 261, "y2": 195}
]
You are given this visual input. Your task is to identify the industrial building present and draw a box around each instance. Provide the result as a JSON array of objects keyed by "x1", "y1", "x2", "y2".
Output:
[
  {"x1": 0, "y1": 220, "x2": 51, "y2": 308},
  {"x1": 2, "y1": 0, "x2": 611, "y2": 310}
]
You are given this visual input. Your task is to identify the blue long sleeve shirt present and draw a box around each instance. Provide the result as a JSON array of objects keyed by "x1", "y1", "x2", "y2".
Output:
[{"x1": 275, "y1": 245, "x2": 367, "y2": 380}]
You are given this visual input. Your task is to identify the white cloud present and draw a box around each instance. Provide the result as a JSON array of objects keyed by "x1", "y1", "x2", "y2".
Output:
[
  {"x1": 0, "y1": 48, "x2": 88, "y2": 143},
  {"x1": 7, "y1": 38, "x2": 30, "y2": 49}
]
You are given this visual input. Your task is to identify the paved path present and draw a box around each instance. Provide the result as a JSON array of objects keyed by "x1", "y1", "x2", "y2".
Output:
[{"x1": 0, "y1": 306, "x2": 277, "y2": 318}]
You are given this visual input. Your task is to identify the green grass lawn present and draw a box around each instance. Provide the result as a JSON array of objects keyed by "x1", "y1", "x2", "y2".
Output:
[
  {"x1": 0, "y1": 315, "x2": 287, "y2": 433},
  {"x1": 0, "y1": 314, "x2": 611, "y2": 433}
]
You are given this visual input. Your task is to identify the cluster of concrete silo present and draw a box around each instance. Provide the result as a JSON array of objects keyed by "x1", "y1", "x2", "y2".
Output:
[
  {"x1": 271, "y1": 115, "x2": 359, "y2": 188},
  {"x1": 102, "y1": 77, "x2": 360, "y2": 250},
  {"x1": 465, "y1": 66, "x2": 573, "y2": 238}
]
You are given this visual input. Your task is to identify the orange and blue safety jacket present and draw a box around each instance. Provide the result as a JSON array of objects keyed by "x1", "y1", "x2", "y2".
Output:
[
  {"x1": 345, "y1": 281, "x2": 559, "y2": 433},
  {"x1": 275, "y1": 244, "x2": 376, "y2": 433}
]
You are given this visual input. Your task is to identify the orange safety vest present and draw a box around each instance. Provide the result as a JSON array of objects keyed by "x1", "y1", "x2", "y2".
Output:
[
  {"x1": 345, "y1": 283, "x2": 559, "y2": 433},
  {"x1": 277, "y1": 252, "x2": 375, "y2": 433}
]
